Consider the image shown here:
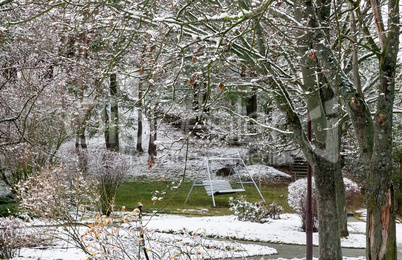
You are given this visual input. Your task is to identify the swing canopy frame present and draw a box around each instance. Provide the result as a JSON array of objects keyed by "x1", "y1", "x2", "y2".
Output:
[{"x1": 185, "y1": 158, "x2": 266, "y2": 206}]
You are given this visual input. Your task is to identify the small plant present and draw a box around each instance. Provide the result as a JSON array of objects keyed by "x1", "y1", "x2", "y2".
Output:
[
  {"x1": 229, "y1": 196, "x2": 282, "y2": 223},
  {"x1": 0, "y1": 216, "x2": 26, "y2": 259},
  {"x1": 267, "y1": 202, "x2": 283, "y2": 219}
]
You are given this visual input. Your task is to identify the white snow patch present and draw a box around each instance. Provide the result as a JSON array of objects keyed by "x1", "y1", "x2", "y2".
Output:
[
  {"x1": 246, "y1": 164, "x2": 292, "y2": 179},
  {"x1": 146, "y1": 214, "x2": 366, "y2": 248}
]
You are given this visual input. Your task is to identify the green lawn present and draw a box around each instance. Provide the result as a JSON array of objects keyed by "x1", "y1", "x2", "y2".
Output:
[
  {"x1": 114, "y1": 180, "x2": 292, "y2": 216},
  {"x1": 0, "y1": 197, "x2": 18, "y2": 217}
]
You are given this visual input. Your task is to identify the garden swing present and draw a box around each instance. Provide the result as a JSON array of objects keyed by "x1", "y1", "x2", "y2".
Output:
[{"x1": 185, "y1": 158, "x2": 266, "y2": 206}]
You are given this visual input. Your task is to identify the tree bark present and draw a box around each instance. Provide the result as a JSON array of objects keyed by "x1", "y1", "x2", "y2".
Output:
[
  {"x1": 75, "y1": 126, "x2": 88, "y2": 175},
  {"x1": 104, "y1": 104, "x2": 110, "y2": 150},
  {"x1": 146, "y1": 107, "x2": 157, "y2": 168},
  {"x1": 137, "y1": 106, "x2": 144, "y2": 153},
  {"x1": 109, "y1": 73, "x2": 119, "y2": 152},
  {"x1": 148, "y1": 115, "x2": 157, "y2": 159},
  {"x1": 335, "y1": 158, "x2": 348, "y2": 237},
  {"x1": 313, "y1": 156, "x2": 342, "y2": 259},
  {"x1": 246, "y1": 92, "x2": 257, "y2": 120},
  {"x1": 75, "y1": 132, "x2": 80, "y2": 149},
  {"x1": 366, "y1": 48, "x2": 398, "y2": 259},
  {"x1": 137, "y1": 47, "x2": 146, "y2": 154},
  {"x1": 79, "y1": 127, "x2": 87, "y2": 149}
]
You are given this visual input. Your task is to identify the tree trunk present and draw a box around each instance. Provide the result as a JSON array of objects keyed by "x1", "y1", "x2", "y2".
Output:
[
  {"x1": 193, "y1": 82, "x2": 200, "y2": 112},
  {"x1": 147, "y1": 109, "x2": 157, "y2": 167},
  {"x1": 334, "y1": 158, "x2": 348, "y2": 237},
  {"x1": 75, "y1": 126, "x2": 88, "y2": 175},
  {"x1": 366, "y1": 53, "x2": 397, "y2": 259},
  {"x1": 79, "y1": 127, "x2": 87, "y2": 149},
  {"x1": 75, "y1": 126, "x2": 87, "y2": 149},
  {"x1": 75, "y1": 131, "x2": 80, "y2": 149},
  {"x1": 313, "y1": 157, "x2": 342, "y2": 260},
  {"x1": 367, "y1": 149, "x2": 396, "y2": 259},
  {"x1": 109, "y1": 73, "x2": 119, "y2": 152},
  {"x1": 399, "y1": 162, "x2": 402, "y2": 214},
  {"x1": 148, "y1": 117, "x2": 157, "y2": 158},
  {"x1": 137, "y1": 107, "x2": 144, "y2": 153},
  {"x1": 334, "y1": 120, "x2": 348, "y2": 237},
  {"x1": 294, "y1": 1, "x2": 345, "y2": 255},
  {"x1": 137, "y1": 48, "x2": 146, "y2": 154},
  {"x1": 246, "y1": 92, "x2": 257, "y2": 120},
  {"x1": 104, "y1": 104, "x2": 110, "y2": 150}
]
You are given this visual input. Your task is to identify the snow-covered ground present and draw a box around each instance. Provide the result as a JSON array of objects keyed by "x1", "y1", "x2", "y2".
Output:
[
  {"x1": 147, "y1": 214, "x2": 368, "y2": 248},
  {"x1": 11, "y1": 211, "x2": 402, "y2": 260}
]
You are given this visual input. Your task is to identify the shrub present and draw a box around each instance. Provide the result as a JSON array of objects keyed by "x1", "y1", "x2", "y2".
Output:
[
  {"x1": 288, "y1": 177, "x2": 360, "y2": 231},
  {"x1": 229, "y1": 196, "x2": 282, "y2": 223},
  {"x1": 15, "y1": 167, "x2": 99, "y2": 220},
  {"x1": 15, "y1": 166, "x2": 101, "y2": 255},
  {"x1": 0, "y1": 217, "x2": 26, "y2": 259},
  {"x1": 85, "y1": 150, "x2": 130, "y2": 216},
  {"x1": 59, "y1": 148, "x2": 130, "y2": 216},
  {"x1": 81, "y1": 206, "x2": 254, "y2": 259},
  {"x1": 343, "y1": 177, "x2": 361, "y2": 206},
  {"x1": 287, "y1": 178, "x2": 318, "y2": 232}
]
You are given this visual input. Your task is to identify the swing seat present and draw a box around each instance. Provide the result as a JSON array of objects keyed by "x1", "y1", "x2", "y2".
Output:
[{"x1": 202, "y1": 180, "x2": 245, "y2": 196}]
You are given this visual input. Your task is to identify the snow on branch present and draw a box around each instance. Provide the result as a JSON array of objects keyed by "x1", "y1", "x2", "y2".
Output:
[{"x1": 220, "y1": 106, "x2": 293, "y2": 135}]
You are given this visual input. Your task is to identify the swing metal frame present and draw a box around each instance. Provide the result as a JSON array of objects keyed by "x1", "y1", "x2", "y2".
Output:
[{"x1": 185, "y1": 158, "x2": 266, "y2": 206}]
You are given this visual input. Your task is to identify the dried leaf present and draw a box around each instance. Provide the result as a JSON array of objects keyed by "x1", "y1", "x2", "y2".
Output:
[
  {"x1": 218, "y1": 82, "x2": 225, "y2": 91},
  {"x1": 147, "y1": 156, "x2": 154, "y2": 170},
  {"x1": 308, "y1": 50, "x2": 317, "y2": 61},
  {"x1": 189, "y1": 75, "x2": 196, "y2": 86}
]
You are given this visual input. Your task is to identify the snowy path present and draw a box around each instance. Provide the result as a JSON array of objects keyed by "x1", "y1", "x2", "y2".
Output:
[{"x1": 147, "y1": 214, "x2": 367, "y2": 248}]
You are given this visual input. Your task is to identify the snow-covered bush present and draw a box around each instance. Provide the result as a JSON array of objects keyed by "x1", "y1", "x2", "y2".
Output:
[
  {"x1": 288, "y1": 178, "x2": 318, "y2": 232},
  {"x1": 229, "y1": 196, "x2": 282, "y2": 223},
  {"x1": 81, "y1": 206, "x2": 253, "y2": 259},
  {"x1": 15, "y1": 167, "x2": 99, "y2": 219},
  {"x1": 15, "y1": 166, "x2": 100, "y2": 254},
  {"x1": 60, "y1": 148, "x2": 130, "y2": 216},
  {"x1": 86, "y1": 150, "x2": 130, "y2": 216},
  {"x1": 0, "y1": 217, "x2": 27, "y2": 258},
  {"x1": 343, "y1": 177, "x2": 362, "y2": 205},
  {"x1": 288, "y1": 177, "x2": 360, "y2": 231}
]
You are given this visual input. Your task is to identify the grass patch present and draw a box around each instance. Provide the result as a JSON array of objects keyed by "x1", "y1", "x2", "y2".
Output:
[
  {"x1": 0, "y1": 197, "x2": 18, "y2": 217},
  {"x1": 114, "y1": 181, "x2": 292, "y2": 216}
]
